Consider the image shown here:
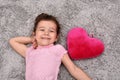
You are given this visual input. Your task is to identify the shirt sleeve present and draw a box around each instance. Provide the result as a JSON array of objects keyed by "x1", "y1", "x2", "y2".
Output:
[{"x1": 56, "y1": 44, "x2": 67, "y2": 60}]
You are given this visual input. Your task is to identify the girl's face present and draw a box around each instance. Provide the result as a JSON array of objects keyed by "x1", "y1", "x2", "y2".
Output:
[{"x1": 34, "y1": 20, "x2": 58, "y2": 46}]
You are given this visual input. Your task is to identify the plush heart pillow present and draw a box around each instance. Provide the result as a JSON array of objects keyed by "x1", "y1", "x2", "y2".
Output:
[{"x1": 67, "y1": 27, "x2": 104, "y2": 60}]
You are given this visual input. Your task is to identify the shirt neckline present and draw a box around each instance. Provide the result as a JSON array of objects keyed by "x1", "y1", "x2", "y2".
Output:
[{"x1": 37, "y1": 44, "x2": 54, "y2": 49}]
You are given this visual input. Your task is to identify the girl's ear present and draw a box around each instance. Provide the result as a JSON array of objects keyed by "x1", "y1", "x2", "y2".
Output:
[
  {"x1": 55, "y1": 38, "x2": 58, "y2": 42},
  {"x1": 31, "y1": 32, "x2": 36, "y2": 39},
  {"x1": 55, "y1": 35, "x2": 59, "y2": 42},
  {"x1": 54, "y1": 37, "x2": 58, "y2": 44},
  {"x1": 32, "y1": 32, "x2": 36, "y2": 36}
]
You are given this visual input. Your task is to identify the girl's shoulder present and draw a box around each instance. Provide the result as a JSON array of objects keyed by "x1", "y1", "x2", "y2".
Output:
[
  {"x1": 26, "y1": 46, "x2": 34, "y2": 53},
  {"x1": 53, "y1": 44, "x2": 67, "y2": 53},
  {"x1": 54, "y1": 44, "x2": 65, "y2": 48},
  {"x1": 53, "y1": 44, "x2": 67, "y2": 59}
]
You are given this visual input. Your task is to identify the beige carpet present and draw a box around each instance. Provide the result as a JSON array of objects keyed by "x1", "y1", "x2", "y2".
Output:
[{"x1": 0, "y1": 0, "x2": 120, "y2": 80}]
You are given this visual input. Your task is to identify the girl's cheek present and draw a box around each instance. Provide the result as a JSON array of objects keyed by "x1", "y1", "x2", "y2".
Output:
[{"x1": 34, "y1": 35, "x2": 38, "y2": 40}]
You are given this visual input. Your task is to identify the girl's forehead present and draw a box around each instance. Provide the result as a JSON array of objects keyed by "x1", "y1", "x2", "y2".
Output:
[{"x1": 37, "y1": 20, "x2": 57, "y2": 29}]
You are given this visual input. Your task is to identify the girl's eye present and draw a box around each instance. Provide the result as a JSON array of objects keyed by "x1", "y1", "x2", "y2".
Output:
[
  {"x1": 50, "y1": 30, "x2": 56, "y2": 33},
  {"x1": 50, "y1": 30, "x2": 54, "y2": 32},
  {"x1": 39, "y1": 29, "x2": 45, "y2": 31}
]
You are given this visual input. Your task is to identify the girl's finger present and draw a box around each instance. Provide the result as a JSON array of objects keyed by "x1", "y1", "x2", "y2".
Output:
[{"x1": 32, "y1": 39, "x2": 38, "y2": 49}]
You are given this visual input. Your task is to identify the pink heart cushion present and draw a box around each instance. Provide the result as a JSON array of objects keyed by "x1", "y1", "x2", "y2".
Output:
[{"x1": 67, "y1": 27, "x2": 104, "y2": 60}]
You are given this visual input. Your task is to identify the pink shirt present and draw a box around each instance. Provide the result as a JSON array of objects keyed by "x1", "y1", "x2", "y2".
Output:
[{"x1": 25, "y1": 44, "x2": 67, "y2": 80}]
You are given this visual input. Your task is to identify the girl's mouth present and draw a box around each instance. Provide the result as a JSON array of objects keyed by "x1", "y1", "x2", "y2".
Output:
[{"x1": 41, "y1": 37, "x2": 50, "y2": 40}]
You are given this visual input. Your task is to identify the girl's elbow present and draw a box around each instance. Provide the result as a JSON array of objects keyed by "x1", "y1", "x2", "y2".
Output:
[
  {"x1": 70, "y1": 66, "x2": 78, "y2": 77},
  {"x1": 9, "y1": 38, "x2": 12, "y2": 44},
  {"x1": 9, "y1": 38, "x2": 15, "y2": 45}
]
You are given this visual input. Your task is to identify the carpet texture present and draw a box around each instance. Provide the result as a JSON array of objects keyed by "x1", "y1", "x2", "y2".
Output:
[{"x1": 0, "y1": 0, "x2": 120, "y2": 80}]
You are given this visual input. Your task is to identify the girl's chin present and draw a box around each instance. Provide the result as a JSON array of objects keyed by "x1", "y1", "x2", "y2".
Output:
[{"x1": 37, "y1": 43, "x2": 50, "y2": 46}]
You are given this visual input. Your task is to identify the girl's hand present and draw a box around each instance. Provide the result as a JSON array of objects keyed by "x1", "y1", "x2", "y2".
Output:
[
  {"x1": 31, "y1": 33, "x2": 38, "y2": 49},
  {"x1": 32, "y1": 38, "x2": 38, "y2": 49}
]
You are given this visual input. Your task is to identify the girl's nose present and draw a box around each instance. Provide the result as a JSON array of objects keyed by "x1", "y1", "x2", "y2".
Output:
[{"x1": 44, "y1": 31, "x2": 49, "y2": 35}]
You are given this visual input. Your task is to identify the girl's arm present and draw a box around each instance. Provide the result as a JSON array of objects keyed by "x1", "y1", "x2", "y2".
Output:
[
  {"x1": 9, "y1": 37, "x2": 33, "y2": 57},
  {"x1": 62, "y1": 54, "x2": 92, "y2": 80}
]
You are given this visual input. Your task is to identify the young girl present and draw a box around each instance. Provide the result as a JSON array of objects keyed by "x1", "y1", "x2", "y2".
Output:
[{"x1": 9, "y1": 13, "x2": 91, "y2": 80}]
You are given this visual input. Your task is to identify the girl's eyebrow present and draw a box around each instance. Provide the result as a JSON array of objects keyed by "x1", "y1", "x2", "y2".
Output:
[
  {"x1": 38, "y1": 27, "x2": 45, "y2": 29},
  {"x1": 50, "y1": 27, "x2": 56, "y2": 30}
]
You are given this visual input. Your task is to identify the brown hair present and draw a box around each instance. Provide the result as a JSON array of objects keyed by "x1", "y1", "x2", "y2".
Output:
[{"x1": 33, "y1": 13, "x2": 60, "y2": 36}]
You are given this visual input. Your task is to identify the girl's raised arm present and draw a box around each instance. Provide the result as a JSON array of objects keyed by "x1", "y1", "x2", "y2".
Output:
[
  {"x1": 62, "y1": 54, "x2": 92, "y2": 80},
  {"x1": 9, "y1": 37, "x2": 33, "y2": 58}
]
